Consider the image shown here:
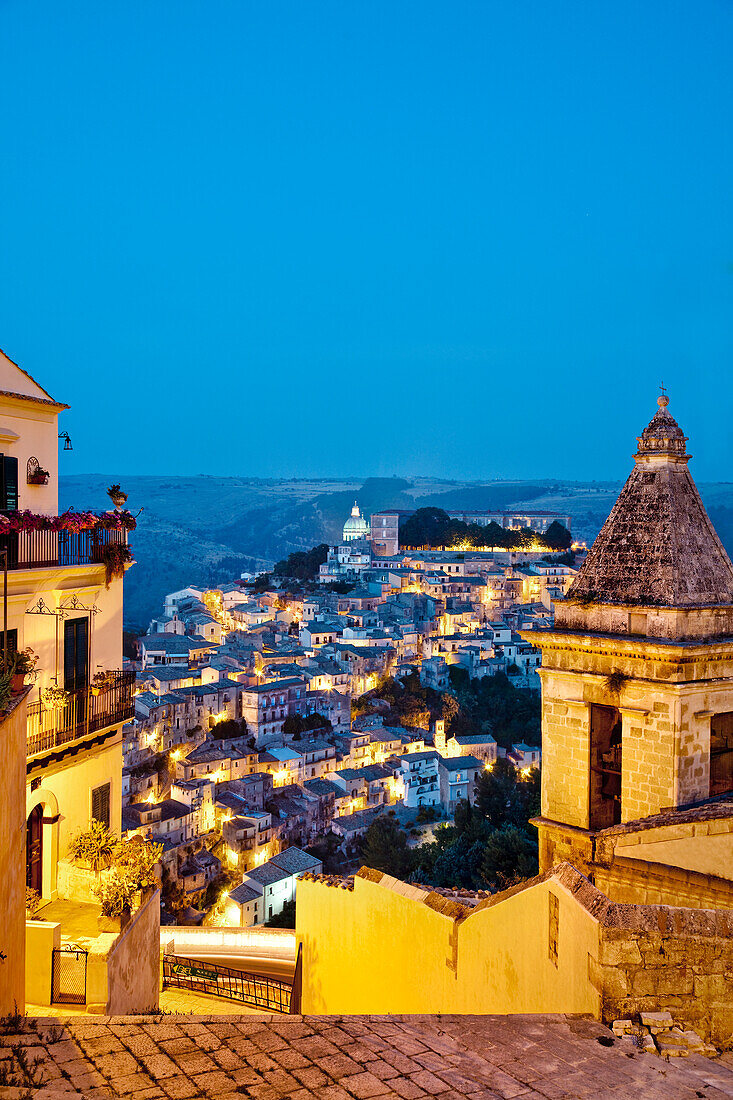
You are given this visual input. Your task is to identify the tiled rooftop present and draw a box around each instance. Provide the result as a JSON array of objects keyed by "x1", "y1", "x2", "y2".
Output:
[{"x1": 6, "y1": 1012, "x2": 733, "y2": 1099}]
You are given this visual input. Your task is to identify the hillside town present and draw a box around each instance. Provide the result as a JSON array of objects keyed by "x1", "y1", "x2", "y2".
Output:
[{"x1": 122, "y1": 502, "x2": 573, "y2": 925}]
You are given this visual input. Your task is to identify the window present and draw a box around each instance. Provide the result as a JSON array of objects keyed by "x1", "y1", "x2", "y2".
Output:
[
  {"x1": 0, "y1": 629, "x2": 18, "y2": 662},
  {"x1": 711, "y1": 713, "x2": 733, "y2": 796},
  {"x1": 92, "y1": 783, "x2": 111, "y2": 829}
]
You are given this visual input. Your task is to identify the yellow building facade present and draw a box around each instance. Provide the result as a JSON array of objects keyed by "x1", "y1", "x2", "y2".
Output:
[{"x1": 0, "y1": 348, "x2": 135, "y2": 1009}]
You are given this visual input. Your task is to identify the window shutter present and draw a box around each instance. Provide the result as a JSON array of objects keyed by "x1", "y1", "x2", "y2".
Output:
[
  {"x1": 1, "y1": 456, "x2": 18, "y2": 511},
  {"x1": 91, "y1": 783, "x2": 111, "y2": 829}
]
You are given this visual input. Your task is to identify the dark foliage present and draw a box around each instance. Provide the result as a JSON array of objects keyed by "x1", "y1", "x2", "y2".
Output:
[
  {"x1": 411, "y1": 763, "x2": 541, "y2": 891},
  {"x1": 282, "y1": 712, "x2": 333, "y2": 738},
  {"x1": 398, "y1": 508, "x2": 571, "y2": 552},
  {"x1": 447, "y1": 667, "x2": 541, "y2": 749},
  {"x1": 210, "y1": 717, "x2": 249, "y2": 741},
  {"x1": 360, "y1": 815, "x2": 414, "y2": 879},
  {"x1": 273, "y1": 544, "x2": 329, "y2": 582},
  {"x1": 266, "y1": 898, "x2": 296, "y2": 928}
]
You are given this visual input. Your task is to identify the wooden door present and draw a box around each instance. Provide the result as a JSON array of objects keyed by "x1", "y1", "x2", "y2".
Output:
[{"x1": 26, "y1": 804, "x2": 43, "y2": 893}]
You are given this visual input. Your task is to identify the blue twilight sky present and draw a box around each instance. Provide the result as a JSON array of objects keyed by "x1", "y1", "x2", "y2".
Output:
[{"x1": 1, "y1": 1, "x2": 731, "y2": 482}]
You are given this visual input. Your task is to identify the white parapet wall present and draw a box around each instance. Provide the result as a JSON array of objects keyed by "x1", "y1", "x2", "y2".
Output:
[{"x1": 162, "y1": 925, "x2": 296, "y2": 961}]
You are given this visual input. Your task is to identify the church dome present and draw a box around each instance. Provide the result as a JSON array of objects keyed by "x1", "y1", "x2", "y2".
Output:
[{"x1": 343, "y1": 501, "x2": 370, "y2": 542}]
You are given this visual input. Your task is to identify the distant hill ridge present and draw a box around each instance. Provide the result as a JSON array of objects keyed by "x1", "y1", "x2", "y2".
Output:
[{"x1": 59, "y1": 474, "x2": 733, "y2": 630}]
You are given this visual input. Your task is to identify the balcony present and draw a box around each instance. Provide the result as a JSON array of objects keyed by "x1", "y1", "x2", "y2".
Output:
[
  {"x1": 0, "y1": 527, "x2": 126, "y2": 571},
  {"x1": 27, "y1": 670, "x2": 136, "y2": 758}
]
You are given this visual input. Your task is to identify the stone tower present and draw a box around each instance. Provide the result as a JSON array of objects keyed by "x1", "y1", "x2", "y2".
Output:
[{"x1": 525, "y1": 394, "x2": 733, "y2": 874}]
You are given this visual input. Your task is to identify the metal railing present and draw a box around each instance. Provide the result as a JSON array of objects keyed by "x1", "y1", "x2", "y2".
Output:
[
  {"x1": 0, "y1": 527, "x2": 126, "y2": 571},
  {"x1": 162, "y1": 953, "x2": 293, "y2": 1012},
  {"x1": 27, "y1": 670, "x2": 136, "y2": 757}
]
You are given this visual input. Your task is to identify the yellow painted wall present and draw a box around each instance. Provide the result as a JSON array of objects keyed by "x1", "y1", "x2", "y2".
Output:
[
  {"x1": 30, "y1": 732, "x2": 123, "y2": 880},
  {"x1": 618, "y1": 829, "x2": 733, "y2": 883},
  {"x1": 0, "y1": 698, "x2": 28, "y2": 1013},
  {"x1": 25, "y1": 920, "x2": 60, "y2": 1005},
  {"x1": 0, "y1": 356, "x2": 63, "y2": 515},
  {"x1": 297, "y1": 875, "x2": 601, "y2": 1017}
]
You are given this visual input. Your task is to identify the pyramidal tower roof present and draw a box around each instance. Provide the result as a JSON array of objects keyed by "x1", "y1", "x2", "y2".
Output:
[{"x1": 566, "y1": 393, "x2": 733, "y2": 608}]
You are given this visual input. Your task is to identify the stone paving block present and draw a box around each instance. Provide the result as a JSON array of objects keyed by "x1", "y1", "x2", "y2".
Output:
[
  {"x1": 317, "y1": 1086, "x2": 356, "y2": 1100},
  {"x1": 211, "y1": 1046, "x2": 245, "y2": 1070},
  {"x1": 170, "y1": 1051, "x2": 218, "y2": 1075},
  {"x1": 315, "y1": 1053, "x2": 366, "y2": 1078},
  {"x1": 90, "y1": 1051, "x2": 140, "y2": 1078},
  {"x1": 190, "y1": 1069, "x2": 236, "y2": 1094},
  {"x1": 387, "y1": 1078, "x2": 428, "y2": 1100},
  {"x1": 293, "y1": 1065, "x2": 331, "y2": 1089},
  {"x1": 341, "y1": 1070, "x2": 395, "y2": 1098},
  {"x1": 229, "y1": 1065, "x2": 264, "y2": 1087},
  {"x1": 110, "y1": 1071, "x2": 157, "y2": 1095},
  {"x1": 407, "y1": 1070, "x2": 450, "y2": 1094},
  {"x1": 271, "y1": 1045, "x2": 312, "y2": 1070},
  {"x1": 137, "y1": 1053, "x2": 181, "y2": 1079},
  {"x1": 157, "y1": 1073, "x2": 200, "y2": 1098},
  {"x1": 362, "y1": 1058, "x2": 400, "y2": 1081}
]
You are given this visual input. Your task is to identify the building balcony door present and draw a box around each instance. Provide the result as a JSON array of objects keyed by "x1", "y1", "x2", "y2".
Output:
[
  {"x1": 64, "y1": 616, "x2": 89, "y2": 732},
  {"x1": 26, "y1": 803, "x2": 43, "y2": 894}
]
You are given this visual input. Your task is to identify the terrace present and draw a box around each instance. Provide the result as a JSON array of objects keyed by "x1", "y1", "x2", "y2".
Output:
[
  {"x1": 27, "y1": 669, "x2": 136, "y2": 757},
  {"x1": 0, "y1": 524, "x2": 128, "y2": 570}
]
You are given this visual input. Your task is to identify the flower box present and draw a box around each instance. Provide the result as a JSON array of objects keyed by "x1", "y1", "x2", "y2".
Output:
[{"x1": 27, "y1": 471, "x2": 49, "y2": 485}]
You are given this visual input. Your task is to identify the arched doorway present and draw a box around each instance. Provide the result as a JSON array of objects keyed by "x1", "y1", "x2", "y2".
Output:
[{"x1": 26, "y1": 803, "x2": 43, "y2": 893}]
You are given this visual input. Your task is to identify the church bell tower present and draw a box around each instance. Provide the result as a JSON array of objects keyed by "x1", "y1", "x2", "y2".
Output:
[{"x1": 524, "y1": 394, "x2": 733, "y2": 874}]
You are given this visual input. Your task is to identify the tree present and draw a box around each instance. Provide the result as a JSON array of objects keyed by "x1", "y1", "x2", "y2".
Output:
[
  {"x1": 480, "y1": 825, "x2": 538, "y2": 889},
  {"x1": 282, "y1": 712, "x2": 333, "y2": 739},
  {"x1": 542, "y1": 521, "x2": 572, "y2": 551},
  {"x1": 474, "y1": 758, "x2": 518, "y2": 828},
  {"x1": 266, "y1": 898, "x2": 296, "y2": 928},
  {"x1": 361, "y1": 816, "x2": 413, "y2": 879},
  {"x1": 210, "y1": 717, "x2": 249, "y2": 741},
  {"x1": 273, "y1": 545, "x2": 329, "y2": 582}
]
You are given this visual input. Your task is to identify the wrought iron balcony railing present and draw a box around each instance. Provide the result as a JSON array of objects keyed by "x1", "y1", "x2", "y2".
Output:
[
  {"x1": 0, "y1": 527, "x2": 126, "y2": 571},
  {"x1": 27, "y1": 670, "x2": 136, "y2": 757}
]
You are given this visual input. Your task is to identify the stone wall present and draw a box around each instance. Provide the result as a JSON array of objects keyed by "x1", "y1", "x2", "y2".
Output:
[
  {"x1": 597, "y1": 912, "x2": 733, "y2": 1046},
  {"x1": 105, "y1": 889, "x2": 160, "y2": 1015},
  {"x1": 595, "y1": 856, "x2": 733, "y2": 910}
]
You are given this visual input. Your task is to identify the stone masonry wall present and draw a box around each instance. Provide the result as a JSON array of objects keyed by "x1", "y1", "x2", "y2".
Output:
[
  {"x1": 538, "y1": 669, "x2": 590, "y2": 830},
  {"x1": 598, "y1": 921, "x2": 733, "y2": 1046},
  {"x1": 621, "y1": 699, "x2": 677, "y2": 823},
  {"x1": 595, "y1": 856, "x2": 733, "y2": 910}
]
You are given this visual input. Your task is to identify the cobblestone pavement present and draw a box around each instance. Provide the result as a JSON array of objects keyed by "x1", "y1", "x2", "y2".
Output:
[{"x1": 2, "y1": 1013, "x2": 733, "y2": 1100}]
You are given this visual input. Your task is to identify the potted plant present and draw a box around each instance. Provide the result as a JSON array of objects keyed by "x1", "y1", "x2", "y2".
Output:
[
  {"x1": 26, "y1": 886, "x2": 42, "y2": 918},
  {"x1": 115, "y1": 836, "x2": 163, "y2": 899},
  {"x1": 91, "y1": 670, "x2": 110, "y2": 696},
  {"x1": 41, "y1": 683, "x2": 70, "y2": 710},
  {"x1": 94, "y1": 871, "x2": 134, "y2": 931},
  {"x1": 69, "y1": 820, "x2": 118, "y2": 876},
  {"x1": 99, "y1": 542, "x2": 134, "y2": 588},
  {"x1": 27, "y1": 467, "x2": 50, "y2": 485},
  {"x1": 11, "y1": 648, "x2": 39, "y2": 693},
  {"x1": 107, "y1": 483, "x2": 128, "y2": 511}
]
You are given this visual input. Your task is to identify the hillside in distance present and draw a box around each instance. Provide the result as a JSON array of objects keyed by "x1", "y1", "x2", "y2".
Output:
[{"x1": 60, "y1": 475, "x2": 733, "y2": 631}]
